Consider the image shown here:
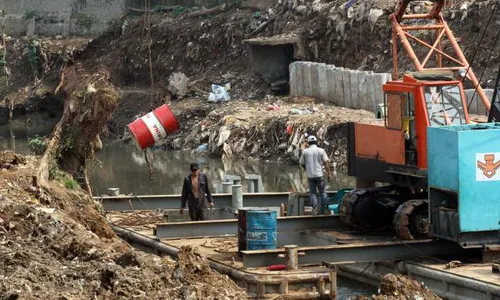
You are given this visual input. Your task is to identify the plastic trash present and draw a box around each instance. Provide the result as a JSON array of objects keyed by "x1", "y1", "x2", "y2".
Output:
[
  {"x1": 196, "y1": 144, "x2": 208, "y2": 152},
  {"x1": 267, "y1": 104, "x2": 280, "y2": 111},
  {"x1": 290, "y1": 108, "x2": 302, "y2": 115},
  {"x1": 208, "y1": 84, "x2": 231, "y2": 103}
]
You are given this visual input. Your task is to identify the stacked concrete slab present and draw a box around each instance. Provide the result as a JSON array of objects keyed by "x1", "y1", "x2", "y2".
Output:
[
  {"x1": 465, "y1": 89, "x2": 494, "y2": 115},
  {"x1": 289, "y1": 61, "x2": 391, "y2": 113}
]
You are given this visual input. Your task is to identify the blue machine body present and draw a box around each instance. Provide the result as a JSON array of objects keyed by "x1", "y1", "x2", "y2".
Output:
[{"x1": 428, "y1": 123, "x2": 500, "y2": 247}]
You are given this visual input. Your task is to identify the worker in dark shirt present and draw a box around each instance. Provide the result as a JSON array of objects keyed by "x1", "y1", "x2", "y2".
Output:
[{"x1": 180, "y1": 163, "x2": 214, "y2": 221}]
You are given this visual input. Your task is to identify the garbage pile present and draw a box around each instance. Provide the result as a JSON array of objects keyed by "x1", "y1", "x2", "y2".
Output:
[{"x1": 173, "y1": 97, "x2": 373, "y2": 166}]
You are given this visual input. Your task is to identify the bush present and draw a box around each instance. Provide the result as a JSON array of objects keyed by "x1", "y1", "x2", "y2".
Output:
[
  {"x1": 64, "y1": 178, "x2": 79, "y2": 190},
  {"x1": 24, "y1": 9, "x2": 38, "y2": 20},
  {"x1": 28, "y1": 135, "x2": 47, "y2": 155}
]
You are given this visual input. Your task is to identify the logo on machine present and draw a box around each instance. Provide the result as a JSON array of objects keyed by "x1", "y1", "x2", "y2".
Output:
[{"x1": 476, "y1": 153, "x2": 500, "y2": 181}]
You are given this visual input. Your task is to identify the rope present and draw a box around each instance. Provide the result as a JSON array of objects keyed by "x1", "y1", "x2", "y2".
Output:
[{"x1": 143, "y1": 148, "x2": 155, "y2": 180}]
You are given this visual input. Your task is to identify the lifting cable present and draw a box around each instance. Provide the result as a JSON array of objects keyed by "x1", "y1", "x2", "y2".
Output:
[
  {"x1": 461, "y1": 0, "x2": 498, "y2": 86},
  {"x1": 462, "y1": 1, "x2": 499, "y2": 109},
  {"x1": 468, "y1": 27, "x2": 500, "y2": 110}
]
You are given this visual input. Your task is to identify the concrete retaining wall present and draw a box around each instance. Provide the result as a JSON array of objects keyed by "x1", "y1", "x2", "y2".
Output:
[
  {"x1": 289, "y1": 61, "x2": 493, "y2": 115},
  {"x1": 1, "y1": 0, "x2": 277, "y2": 37},
  {"x1": 290, "y1": 61, "x2": 392, "y2": 113},
  {"x1": 1, "y1": 0, "x2": 125, "y2": 37}
]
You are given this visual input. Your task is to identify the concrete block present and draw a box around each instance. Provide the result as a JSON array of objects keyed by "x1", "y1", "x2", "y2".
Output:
[
  {"x1": 350, "y1": 71, "x2": 360, "y2": 109},
  {"x1": 2, "y1": 15, "x2": 27, "y2": 37},
  {"x1": 333, "y1": 68, "x2": 345, "y2": 106},
  {"x1": 289, "y1": 63, "x2": 298, "y2": 96},
  {"x1": 310, "y1": 63, "x2": 322, "y2": 98},
  {"x1": 296, "y1": 62, "x2": 305, "y2": 96},
  {"x1": 26, "y1": 18, "x2": 36, "y2": 37},
  {"x1": 373, "y1": 73, "x2": 386, "y2": 108},
  {"x1": 303, "y1": 62, "x2": 314, "y2": 97},
  {"x1": 358, "y1": 72, "x2": 370, "y2": 111},
  {"x1": 318, "y1": 64, "x2": 329, "y2": 101},
  {"x1": 342, "y1": 70, "x2": 352, "y2": 108},
  {"x1": 465, "y1": 89, "x2": 479, "y2": 115},
  {"x1": 478, "y1": 89, "x2": 494, "y2": 116},
  {"x1": 366, "y1": 74, "x2": 377, "y2": 113},
  {"x1": 325, "y1": 66, "x2": 335, "y2": 103}
]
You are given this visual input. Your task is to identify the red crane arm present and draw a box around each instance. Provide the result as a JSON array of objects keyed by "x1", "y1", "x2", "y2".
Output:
[{"x1": 392, "y1": 0, "x2": 445, "y2": 23}]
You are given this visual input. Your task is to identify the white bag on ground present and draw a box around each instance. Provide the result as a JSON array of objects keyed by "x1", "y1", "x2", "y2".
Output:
[{"x1": 208, "y1": 84, "x2": 231, "y2": 102}]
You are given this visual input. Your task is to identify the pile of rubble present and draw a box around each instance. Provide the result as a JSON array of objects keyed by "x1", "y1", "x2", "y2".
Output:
[
  {"x1": 355, "y1": 274, "x2": 441, "y2": 300},
  {"x1": 0, "y1": 151, "x2": 247, "y2": 299}
]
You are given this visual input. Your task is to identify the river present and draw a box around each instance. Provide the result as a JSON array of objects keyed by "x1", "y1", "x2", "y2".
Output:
[{"x1": 0, "y1": 122, "x2": 375, "y2": 298}]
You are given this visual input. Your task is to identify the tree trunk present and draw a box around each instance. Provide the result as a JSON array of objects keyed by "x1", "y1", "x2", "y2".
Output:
[{"x1": 37, "y1": 84, "x2": 119, "y2": 191}]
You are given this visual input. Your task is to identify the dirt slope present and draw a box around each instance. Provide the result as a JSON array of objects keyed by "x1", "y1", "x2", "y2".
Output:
[{"x1": 0, "y1": 151, "x2": 247, "y2": 299}]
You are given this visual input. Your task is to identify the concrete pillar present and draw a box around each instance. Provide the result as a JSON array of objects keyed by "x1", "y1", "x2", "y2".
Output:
[
  {"x1": 318, "y1": 64, "x2": 329, "y2": 101},
  {"x1": 247, "y1": 174, "x2": 263, "y2": 193},
  {"x1": 224, "y1": 175, "x2": 241, "y2": 185},
  {"x1": 296, "y1": 62, "x2": 305, "y2": 96},
  {"x1": 333, "y1": 67, "x2": 345, "y2": 107},
  {"x1": 284, "y1": 245, "x2": 299, "y2": 270},
  {"x1": 232, "y1": 184, "x2": 243, "y2": 214},
  {"x1": 222, "y1": 182, "x2": 232, "y2": 193},
  {"x1": 289, "y1": 62, "x2": 298, "y2": 96},
  {"x1": 247, "y1": 180, "x2": 255, "y2": 193},
  {"x1": 350, "y1": 71, "x2": 360, "y2": 109},
  {"x1": 342, "y1": 70, "x2": 352, "y2": 108},
  {"x1": 358, "y1": 71, "x2": 369, "y2": 111},
  {"x1": 287, "y1": 193, "x2": 299, "y2": 216},
  {"x1": 26, "y1": 18, "x2": 36, "y2": 37},
  {"x1": 373, "y1": 73, "x2": 386, "y2": 109},
  {"x1": 311, "y1": 63, "x2": 321, "y2": 98},
  {"x1": 366, "y1": 73, "x2": 377, "y2": 113},
  {"x1": 326, "y1": 65, "x2": 336, "y2": 104},
  {"x1": 303, "y1": 62, "x2": 313, "y2": 97},
  {"x1": 466, "y1": 89, "x2": 479, "y2": 115}
]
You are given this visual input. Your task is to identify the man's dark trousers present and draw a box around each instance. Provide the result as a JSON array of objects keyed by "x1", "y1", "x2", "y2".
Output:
[{"x1": 189, "y1": 202, "x2": 208, "y2": 221}]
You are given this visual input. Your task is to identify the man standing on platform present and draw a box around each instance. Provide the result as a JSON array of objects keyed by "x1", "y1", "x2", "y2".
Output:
[
  {"x1": 299, "y1": 135, "x2": 332, "y2": 216},
  {"x1": 180, "y1": 163, "x2": 214, "y2": 221}
]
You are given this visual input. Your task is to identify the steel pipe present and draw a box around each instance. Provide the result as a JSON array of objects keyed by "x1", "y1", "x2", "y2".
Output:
[{"x1": 112, "y1": 225, "x2": 179, "y2": 257}]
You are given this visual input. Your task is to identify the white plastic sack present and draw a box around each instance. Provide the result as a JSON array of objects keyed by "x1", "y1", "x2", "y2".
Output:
[{"x1": 208, "y1": 84, "x2": 231, "y2": 103}]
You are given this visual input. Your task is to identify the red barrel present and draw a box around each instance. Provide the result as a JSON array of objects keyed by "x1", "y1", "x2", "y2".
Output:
[{"x1": 127, "y1": 104, "x2": 180, "y2": 150}]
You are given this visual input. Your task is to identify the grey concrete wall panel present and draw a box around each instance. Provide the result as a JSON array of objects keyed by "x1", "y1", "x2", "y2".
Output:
[
  {"x1": 333, "y1": 68, "x2": 345, "y2": 107},
  {"x1": 303, "y1": 62, "x2": 314, "y2": 97},
  {"x1": 366, "y1": 73, "x2": 377, "y2": 113},
  {"x1": 357, "y1": 72, "x2": 369, "y2": 111},
  {"x1": 325, "y1": 65, "x2": 336, "y2": 104},
  {"x1": 310, "y1": 63, "x2": 321, "y2": 98},
  {"x1": 318, "y1": 64, "x2": 329, "y2": 101},
  {"x1": 349, "y1": 71, "x2": 360, "y2": 109},
  {"x1": 289, "y1": 62, "x2": 298, "y2": 96},
  {"x1": 342, "y1": 70, "x2": 352, "y2": 108}
]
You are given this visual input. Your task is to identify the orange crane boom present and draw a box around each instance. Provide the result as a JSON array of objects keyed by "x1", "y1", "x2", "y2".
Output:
[{"x1": 390, "y1": 0, "x2": 491, "y2": 111}]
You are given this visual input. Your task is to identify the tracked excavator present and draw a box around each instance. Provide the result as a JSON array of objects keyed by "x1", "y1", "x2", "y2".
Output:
[{"x1": 339, "y1": 0, "x2": 498, "y2": 240}]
